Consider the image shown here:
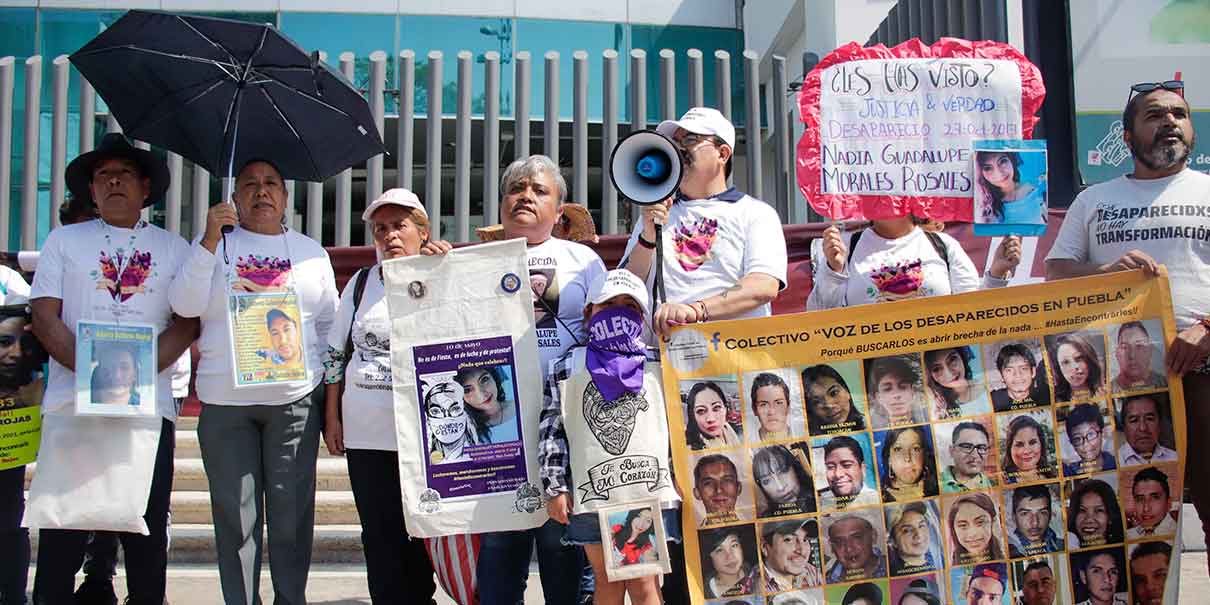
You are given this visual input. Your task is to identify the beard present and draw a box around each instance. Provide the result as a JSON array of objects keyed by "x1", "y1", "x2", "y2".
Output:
[{"x1": 1130, "y1": 128, "x2": 1193, "y2": 172}]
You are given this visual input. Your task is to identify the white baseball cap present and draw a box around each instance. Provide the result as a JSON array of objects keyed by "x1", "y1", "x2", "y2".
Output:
[
  {"x1": 585, "y1": 269, "x2": 650, "y2": 318},
  {"x1": 362, "y1": 188, "x2": 428, "y2": 222},
  {"x1": 656, "y1": 107, "x2": 736, "y2": 149}
]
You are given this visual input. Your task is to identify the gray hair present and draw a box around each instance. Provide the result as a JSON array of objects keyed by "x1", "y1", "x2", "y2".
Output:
[{"x1": 500, "y1": 155, "x2": 566, "y2": 203}]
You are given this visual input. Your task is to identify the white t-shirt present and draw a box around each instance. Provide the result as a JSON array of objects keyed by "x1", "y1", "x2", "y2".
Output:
[
  {"x1": 170, "y1": 353, "x2": 191, "y2": 400},
  {"x1": 169, "y1": 226, "x2": 338, "y2": 406},
  {"x1": 326, "y1": 266, "x2": 397, "y2": 451},
  {"x1": 621, "y1": 188, "x2": 788, "y2": 318},
  {"x1": 1047, "y1": 169, "x2": 1210, "y2": 330},
  {"x1": 30, "y1": 219, "x2": 190, "y2": 421},
  {"x1": 527, "y1": 237, "x2": 607, "y2": 379},
  {"x1": 0, "y1": 265, "x2": 30, "y2": 303},
  {"x1": 807, "y1": 227, "x2": 1001, "y2": 310}
]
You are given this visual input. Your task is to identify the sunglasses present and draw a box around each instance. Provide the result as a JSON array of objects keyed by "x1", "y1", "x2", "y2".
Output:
[{"x1": 1128, "y1": 80, "x2": 1184, "y2": 103}]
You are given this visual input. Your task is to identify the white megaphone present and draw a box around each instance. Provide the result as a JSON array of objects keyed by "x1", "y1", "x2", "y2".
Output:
[
  {"x1": 609, "y1": 130, "x2": 684, "y2": 205},
  {"x1": 608, "y1": 130, "x2": 685, "y2": 316}
]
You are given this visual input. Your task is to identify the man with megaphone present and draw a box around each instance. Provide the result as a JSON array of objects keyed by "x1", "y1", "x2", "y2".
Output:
[{"x1": 620, "y1": 107, "x2": 787, "y2": 339}]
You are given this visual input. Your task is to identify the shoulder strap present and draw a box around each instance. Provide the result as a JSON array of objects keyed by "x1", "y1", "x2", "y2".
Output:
[
  {"x1": 845, "y1": 230, "x2": 863, "y2": 268},
  {"x1": 923, "y1": 231, "x2": 951, "y2": 272},
  {"x1": 343, "y1": 266, "x2": 373, "y2": 362}
]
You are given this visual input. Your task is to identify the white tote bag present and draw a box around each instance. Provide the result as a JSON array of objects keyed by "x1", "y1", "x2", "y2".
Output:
[
  {"x1": 23, "y1": 413, "x2": 161, "y2": 534},
  {"x1": 384, "y1": 238, "x2": 548, "y2": 538}
]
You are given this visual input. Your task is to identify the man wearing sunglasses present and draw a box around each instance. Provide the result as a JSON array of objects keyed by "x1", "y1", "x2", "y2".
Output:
[{"x1": 1045, "y1": 78, "x2": 1210, "y2": 572}]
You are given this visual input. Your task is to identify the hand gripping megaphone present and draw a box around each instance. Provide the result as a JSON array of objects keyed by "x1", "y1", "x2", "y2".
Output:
[{"x1": 608, "y1": 130, "x2": 685, "y2": 316}]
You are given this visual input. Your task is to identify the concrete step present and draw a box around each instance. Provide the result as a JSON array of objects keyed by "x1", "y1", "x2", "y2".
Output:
[
  {"x1": 28, "y1": 524, "x2": 366, "y2": 564},
  {"x1": 177, "y1": 416, "x2": 198, "y2": 430},
  {"x1": 24, "y1": 457, "x2": 352, "y2": 492},
  {"x1": 169, "y1": 490, "x2": 360, "y2": 525},
  {"x1": 175, "y1": 429, "x2": 336, "y2": 459}
]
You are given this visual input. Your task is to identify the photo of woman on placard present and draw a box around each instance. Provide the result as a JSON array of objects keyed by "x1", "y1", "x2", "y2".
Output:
[
  {"x1": 802, "y1": 364, "x2": 867, "y2": 435},
  {"x1": 876, "y1": 426, "x2": 940, "y2": 503},
  {"x1": 89, "y1": 342, "x2": 141, "y2": 406},
  {"x1": 610, "y1": 507, "x2": 658, "y2": 566},
  {"x1": 454, "y1": 365, "x2": 519, "y2": 444},
  {"x1": 974, "y1": 150, "x2": 1046, "y2": 225},
  {"x1": 752, "y1": 443, "x2": 816, "y2": 518},
  {"x1": 885, "y1": 501, "x2": 945, "y2": 576},
  {"x1": 1066, "y1": 478, "x2": 1125, "y2": 549},
  {"x1": 700, "y1": 525, "x2": 759, "y2": 598},
  {"x1": 945, "y1": 492, "x2": 1004, "y2": 565},
  {"x1": 924, "y1": 346, "x2": 991, "y2": 420},
  {"x1": 1046, "y1": 332, "x2": 1106, "y2": 403},
  {"x1": 685, "y1": 380, "x2": 743, "y2": 450},
  {"x1": 1001, "y1": 413, "x2": 1058, "y2": 483},
  {"x1": 864, "y1": 355, "x2": 927, "y2": 429}
]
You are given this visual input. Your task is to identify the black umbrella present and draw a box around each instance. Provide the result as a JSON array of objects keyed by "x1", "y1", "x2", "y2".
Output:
[{"x1": 69, "y1": 9, "x2": 385, "y2": 191}]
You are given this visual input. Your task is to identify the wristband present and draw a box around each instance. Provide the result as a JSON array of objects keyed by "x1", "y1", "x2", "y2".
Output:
[{"x1": 637, "y1": 234, "x2": 656, "y2": 249}]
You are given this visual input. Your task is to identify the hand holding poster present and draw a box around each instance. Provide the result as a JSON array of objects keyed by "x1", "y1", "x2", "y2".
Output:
[
  {"x1": 662, "y1": 269, "x2": 1184, "y2": 605},
  {"x1": 796, "y1": 38, "x2": 1046, "y2": 222},
  {"x1": 384, "y1": 239, "x2": 546, "y2": 538}
]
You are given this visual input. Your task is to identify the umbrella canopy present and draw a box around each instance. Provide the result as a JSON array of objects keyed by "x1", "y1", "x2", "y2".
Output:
[{"x1": 70, "y1": 10, "x2": 385, "y2": 183}]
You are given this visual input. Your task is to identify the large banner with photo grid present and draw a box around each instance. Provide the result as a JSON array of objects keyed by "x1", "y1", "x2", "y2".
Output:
[{"x1": 661, "y1": 269, "x2": 1185, "y2": 605}]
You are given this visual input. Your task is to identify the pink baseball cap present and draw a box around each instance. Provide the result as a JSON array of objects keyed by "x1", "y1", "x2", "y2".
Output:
[{"x1": 362, "y1": 188, "x2": 427, "y2": 222}]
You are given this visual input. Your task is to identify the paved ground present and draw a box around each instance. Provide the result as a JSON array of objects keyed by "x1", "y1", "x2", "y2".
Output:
[{"x1": 32, "y1": 553, "x2": 1210, "y2": 604}]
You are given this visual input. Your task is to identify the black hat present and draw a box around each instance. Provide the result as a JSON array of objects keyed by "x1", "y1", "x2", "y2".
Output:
[{"x1": 65, "y1": 133, "x2": 170, "y2": 209}]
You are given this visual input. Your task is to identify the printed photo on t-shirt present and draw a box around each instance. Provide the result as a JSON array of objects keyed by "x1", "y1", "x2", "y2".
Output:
[{"x1": 529, "y1": 267, "x2": 559, "y2": 329}]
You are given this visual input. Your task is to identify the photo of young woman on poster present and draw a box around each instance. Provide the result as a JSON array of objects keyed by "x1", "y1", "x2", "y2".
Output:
[
  {"x1": 974, "y1": 149, "x2": 1047, "y2": 226},
  {"x1": 1000, "y1": 412, "x2": 1058, "y2": 483},
  {"x1": 945, "y1": 492, "x2": 1005, "y2": 565},
  {"x1": 89, "y1": 342, "x2": 141, "y2": 406},
  {"x1": 802, "y1": 363, "x2": 867, "y2": 435},
  {"x1": 752, "y1": 443, "x2": 816, "y2": 518},
  {"x1": 699, "y1": 525, "x2": 759, "y2": 598},
  {"x1": 864, "y1": 355, "x2": 927, "y2": 429},
  {"x1": 610, "y1": 507, "x2": 659, "y2": 566},
  {"x1": 1065, "y1": 477, "x2": 1125, "y2": 549},
  {"x1": 685, "y1": 380, "x2": 743, "y2": 450},
  {"x1": 876, "y1": 426, "x2": 940, "y2": 503},
  {"x1": 924, "y1": 346, "x2": 991, "y2": 420},
  {"x1": 423, "y1": 379, "x2": 478, "y2": 464},
  {"x1": 454, "y1": 365, "x2": 519, "y2": 444},
  {"x1": 885, "y1": 501, "x2": 945, "y2": 576},
  {"x1": 1045, "y1": 332, "x2": 1107, "y2": 403}
]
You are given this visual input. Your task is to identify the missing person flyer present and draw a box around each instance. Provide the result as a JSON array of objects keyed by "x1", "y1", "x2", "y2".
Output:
[
  {"x1": 227, "y1": 291, "x2": 309, "y2": 387},
  {"x1": 662, "y1": 269, "x2": 1184, "y2": 605},
  {"x1": 74, "y1": 321, "x2": 157, "y2": 417},
  {"x1": 414, "y1": 335, "x2": 527, "y2": 498}
]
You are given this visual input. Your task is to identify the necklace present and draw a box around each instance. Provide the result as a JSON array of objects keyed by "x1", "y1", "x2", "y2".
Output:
[{"x1": 101, "y1": 218, "x2": 148, "y2": 306}]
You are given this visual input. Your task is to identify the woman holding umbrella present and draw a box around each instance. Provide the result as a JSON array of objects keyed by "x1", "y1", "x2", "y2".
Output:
[{"x1": 169, "y1": 159, "x2": 339, "y2": 604}]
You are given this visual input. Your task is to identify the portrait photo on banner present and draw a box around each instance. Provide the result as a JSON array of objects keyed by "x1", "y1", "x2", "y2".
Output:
[
  {"x1": 751, "y1": 441, "x2": 817, "y2": 519},
  {"x1": 682, "y1": 376, "x2": 745, "y2": 450},
  {"x1": 756, "y1": 517, "x2": 823, "y2": 594},
  {"x1": 810, "y1": 432, "x2": 879, "y2": 512},
  {"x1": 801, "y1": 361, "x2": 869, "y2": 436},
  {"x1": 691, "y1": 449, "x2": 756, "y2": 526},
  {"x1": 821, "y1": 506, "x2": 888, "y2": 583},
  {"x1": 949, "y1": 562, "x2": 1008, "y2": 605},
  {"x1": 1044, "y1": 330, "x2": 1109, "y2": 404},
  {"x1": 74, "y1": 321, "x2": 156, "y2": 416},
  {"x1": 227, "y1": 292, "x2": 308, "y2": 387},
  {"x1": 997, "y1": 408, "x2": 1059, "y2": 484},
  {"x1": 1120, "y1": 462, "x2": 1181, "y2": 540},
  {"x1": 972, "y1": 139, "x2": 1049, "y2": 237},
  {"x1": 874, "y1": 425, "x2": 940, "y2": 503},
  {"x1": 742, "y1": 368, "x2": 807, "y2": 443},
  {"x1": 884, "y1": 500, "x2": 945, "y2": 576},
  {"x1": 982, "y1": 337, "x2": 1052, "y2": 412},
  {"x1": 942, "y1": 490, "x2": 1004, "y2": 567},
  {"x1": 935, "y1": 415, "x2": 1001, "y2": 494},
  {"x1": 1069, "y1": 546, "x2": 1128, "y2": 605},
  {"x1": 922, "y1": 344, "x2": 992, "y2": 422},
  {"x1": 1063, "y1": 472, "x2": 1125, "y2": 550},
  {"x1": 1113, "y1": 391, "x2": 1177, "y2": 469},
  {"x1": 1107, "y1": 319, "x2": 1168, "y2": 394},
  {"x1": 1056, "y1": 401, "x2": 1117, "y2": 477},
  {"x1": 1002, "y1": 482, "x2": 1064, "y2": 558},
  {"x1": 823, "y1": 579, "x2": 887, "y2": 605},
  {"x1": 0, "y1": 304, "x2": 44, "y2": 470},
  {"x1": 862, "y1": 354, "x2": 928, "y2": 429},
  {"x1": 1011, "y1": 554, "x2": 1072, "y2": 605},
  {"x1": 889, "y1": 573, "x2": 946, "y2": 605},
  {"x1": 698, "y1": 523, "x2": 760, "y2": 600}
]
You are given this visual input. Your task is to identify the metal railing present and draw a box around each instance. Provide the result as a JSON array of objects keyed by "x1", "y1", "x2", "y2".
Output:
[{"x1": 0, "y1": 47, "x2": 794, "y2": 248}]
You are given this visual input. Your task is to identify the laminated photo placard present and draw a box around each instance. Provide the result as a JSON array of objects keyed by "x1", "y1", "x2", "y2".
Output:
[
  {"x1": 226, "y1": 291, "x2": 310, "y2": 388},
  {"x1": 597, "y1": 499, "x2": 672, "y2": 582},
  {"x1": 74, "y1": 320, "x2": 157, "y2": 417},
  {"x1": 663, "y1": 269, "x2": 1184, "y2": 605},
  {"x1": 972, "y1": 139, "x2": 1049, "y2": 237}
]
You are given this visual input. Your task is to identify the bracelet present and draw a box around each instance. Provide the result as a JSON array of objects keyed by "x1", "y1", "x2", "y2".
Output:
[
  {"x1": 637, "y1": 234, "x2": 656, "y2": 249},
  {"x1": 694, "y1": 300, "x2": 710, "y2": 323}
]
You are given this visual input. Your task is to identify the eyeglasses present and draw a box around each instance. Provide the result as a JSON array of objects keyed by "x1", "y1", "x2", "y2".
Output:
[
  {"x1": 1069, "y1": 429, "x2": 1101, "y2": 447},
  {"x1": 954, "y1": 443, "x2": 990, "y2": 456},
  {"x1": 1128, "y1": 80, "x2": 1184, "y2": 103},
  {"x1": 677, "y1": 133, "x2": 720, "y2": 150},
  {"x1": 426, "y1": 403, "x2": 464, "y2": 419}
]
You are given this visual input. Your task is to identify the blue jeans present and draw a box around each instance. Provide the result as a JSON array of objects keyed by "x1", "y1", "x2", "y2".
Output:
[{"x1": 476, "y1": 520, "x2": 584, "y2": 605}]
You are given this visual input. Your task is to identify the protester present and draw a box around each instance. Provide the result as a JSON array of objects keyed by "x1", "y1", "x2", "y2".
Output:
[
  {"x1": 169, "y1": 158, "x2": 338, "y2": 604},
  {"x1": 478, "y1": 154, "x2": 606, "y2": 605},
  {"x1": 1129, "y1": 541, "x2": 1171, "y2": 605},
  {"x1": 1007, "y1": 485, "x2": 1063, "y2": 557},
  {"x1": 29, "y1": 133, "x2": 195, "y2": 605},
  {"x1": 1111, "y1": 322, "x2": 1165, "y2": 391},
  {"x1": 877, "y1": 426, "x2": 939, "y2": 502},
  {"x1": 1063, "y1": 404, "x2": 1116, "y2": 475},
  {"x1": 321, "y1": 189, "x2": 450, "y2": 603},
  {"x1": 801, "y1": 364, "x2": 866, "y2": 434},
  {"x1": 947, "y1": 492, "x2": 1004, "y2": 565},
  {"x1": 752, "y1": 444, "x2": 816, "y2": 517},
  {"x1": 939, "y1": 422, "x2": 996, "y2": 493},
  {"x1": 1066, "y1": 479, "x2": 1125, "y2": 548},
  {"x1": 538, "y1": 269, "x2": 679, "y2": 605}
]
